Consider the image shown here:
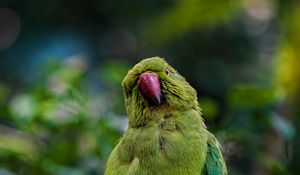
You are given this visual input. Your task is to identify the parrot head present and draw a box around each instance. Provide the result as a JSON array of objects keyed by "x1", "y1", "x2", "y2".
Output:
[{"x1": 122, "y1": 57, "x2": 198, "y2": 127}]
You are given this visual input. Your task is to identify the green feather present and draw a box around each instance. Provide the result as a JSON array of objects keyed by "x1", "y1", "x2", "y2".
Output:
[
  {"x1": 104, "y1": 57, "x2": 227, "y2": 175},
  {"x1": 202, "y1": 134, "x2": 227, "y2": 175}
]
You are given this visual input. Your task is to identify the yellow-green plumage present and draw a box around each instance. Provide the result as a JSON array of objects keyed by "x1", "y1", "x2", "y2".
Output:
[{"x1": 104, "y1": 57, "x2": 227, "y2": 175}]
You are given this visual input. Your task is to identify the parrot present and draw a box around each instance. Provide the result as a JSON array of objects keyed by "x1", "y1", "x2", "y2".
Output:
[{"x1": 104, "y1": 57, "x2": 227, "y2": 175}]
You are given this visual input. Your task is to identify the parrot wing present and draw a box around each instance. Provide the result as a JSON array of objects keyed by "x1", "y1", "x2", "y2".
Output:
[{"x1": 201, "y1": 134, "x2": 227, "y2": 175}]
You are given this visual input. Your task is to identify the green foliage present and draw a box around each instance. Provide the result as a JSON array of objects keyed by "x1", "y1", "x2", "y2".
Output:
[
  {"x1": 228, "y1": 85, "x2": 284, "y2": 109},
  {"x1": 199, "y1": 98, "x2": 219, "y2": 122},
  {"x1": 143, "y1": 0, "x2": 241, "y2": 47},
  {"x1": 0, "y1": 58, "x2": 127, "y2": 175}
]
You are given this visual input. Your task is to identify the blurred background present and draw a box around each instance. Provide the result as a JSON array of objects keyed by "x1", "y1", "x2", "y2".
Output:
[{"x1": 0, "y1": 0, "x2": 299, "y2": 174}]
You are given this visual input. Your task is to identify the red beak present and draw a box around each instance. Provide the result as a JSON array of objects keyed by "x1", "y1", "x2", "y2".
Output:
[{"x1": 138, "y1": 72, "x2": 162, "y2": 105}]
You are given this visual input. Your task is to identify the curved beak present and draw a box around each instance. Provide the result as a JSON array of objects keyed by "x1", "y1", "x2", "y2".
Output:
[{"x1": 138, "y1": 72, "x2": 162, "y2": 105}]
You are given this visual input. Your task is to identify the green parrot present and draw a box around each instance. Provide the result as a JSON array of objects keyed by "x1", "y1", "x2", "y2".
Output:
[{"x1": 104, "y1": 57, "x2": 227, "y2": 175}]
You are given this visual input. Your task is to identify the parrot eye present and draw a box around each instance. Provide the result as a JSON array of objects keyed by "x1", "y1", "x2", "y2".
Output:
[{"x1": 165, "y1": 69, "x2": 171, "y2": 76}]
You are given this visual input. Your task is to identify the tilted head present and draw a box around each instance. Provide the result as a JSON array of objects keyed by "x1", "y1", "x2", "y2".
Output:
[{"x1": 122, "y1": 57, "x2": 198, "y2": 127}]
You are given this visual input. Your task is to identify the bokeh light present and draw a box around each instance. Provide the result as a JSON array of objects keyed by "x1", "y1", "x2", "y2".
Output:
[{"x1": 0, "y1": 8, "x2": 21, "y2": 49}]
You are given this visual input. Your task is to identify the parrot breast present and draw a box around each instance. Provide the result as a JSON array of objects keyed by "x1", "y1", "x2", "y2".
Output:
[{"x1": 113, "y1": 109, "x2": 208, "y2": 175}]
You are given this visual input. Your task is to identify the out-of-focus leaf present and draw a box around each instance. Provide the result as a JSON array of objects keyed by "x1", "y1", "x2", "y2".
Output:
[
  {"x1": 78, "y1": 132, "x2": 97, "y2": 157},
  {"x1": 199, "y1": 97, "x2": 219, "y2": 121},
  {"x1": 257, "y1": 152, "x2": 289, "y2": 175},
  {"x1": 143, "y1": 0, "x2": 241, "y2": 46},
  {"x1": 39, "y1": 89, "x2": 87, "y2": 125},
  {"x1": 275, "y1": 5, "x2": 300, "y2": 99},
  {"x1": 100, "y1": 59, "x2": 130, "y2": 86},
  {"x1": 97, "y1": 120, "x2": 122, "y2": 159},
  {"x1": 42, "y1": 101, "x2": 80, "y2": 125},
  {"x1": 0, "y1": 125, "x2": 40, "y2": 162},
  {"x1": 42, "y1": 159, "x2": 85, "y2": 175},
  {"x1": 228, "y1": 85, "x2": 284, "y2": 109}
]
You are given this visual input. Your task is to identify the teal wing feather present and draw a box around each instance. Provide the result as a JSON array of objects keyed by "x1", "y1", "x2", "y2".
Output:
[{"x1": 201, "y1": 135, "x2": 227, "y2": 175}]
